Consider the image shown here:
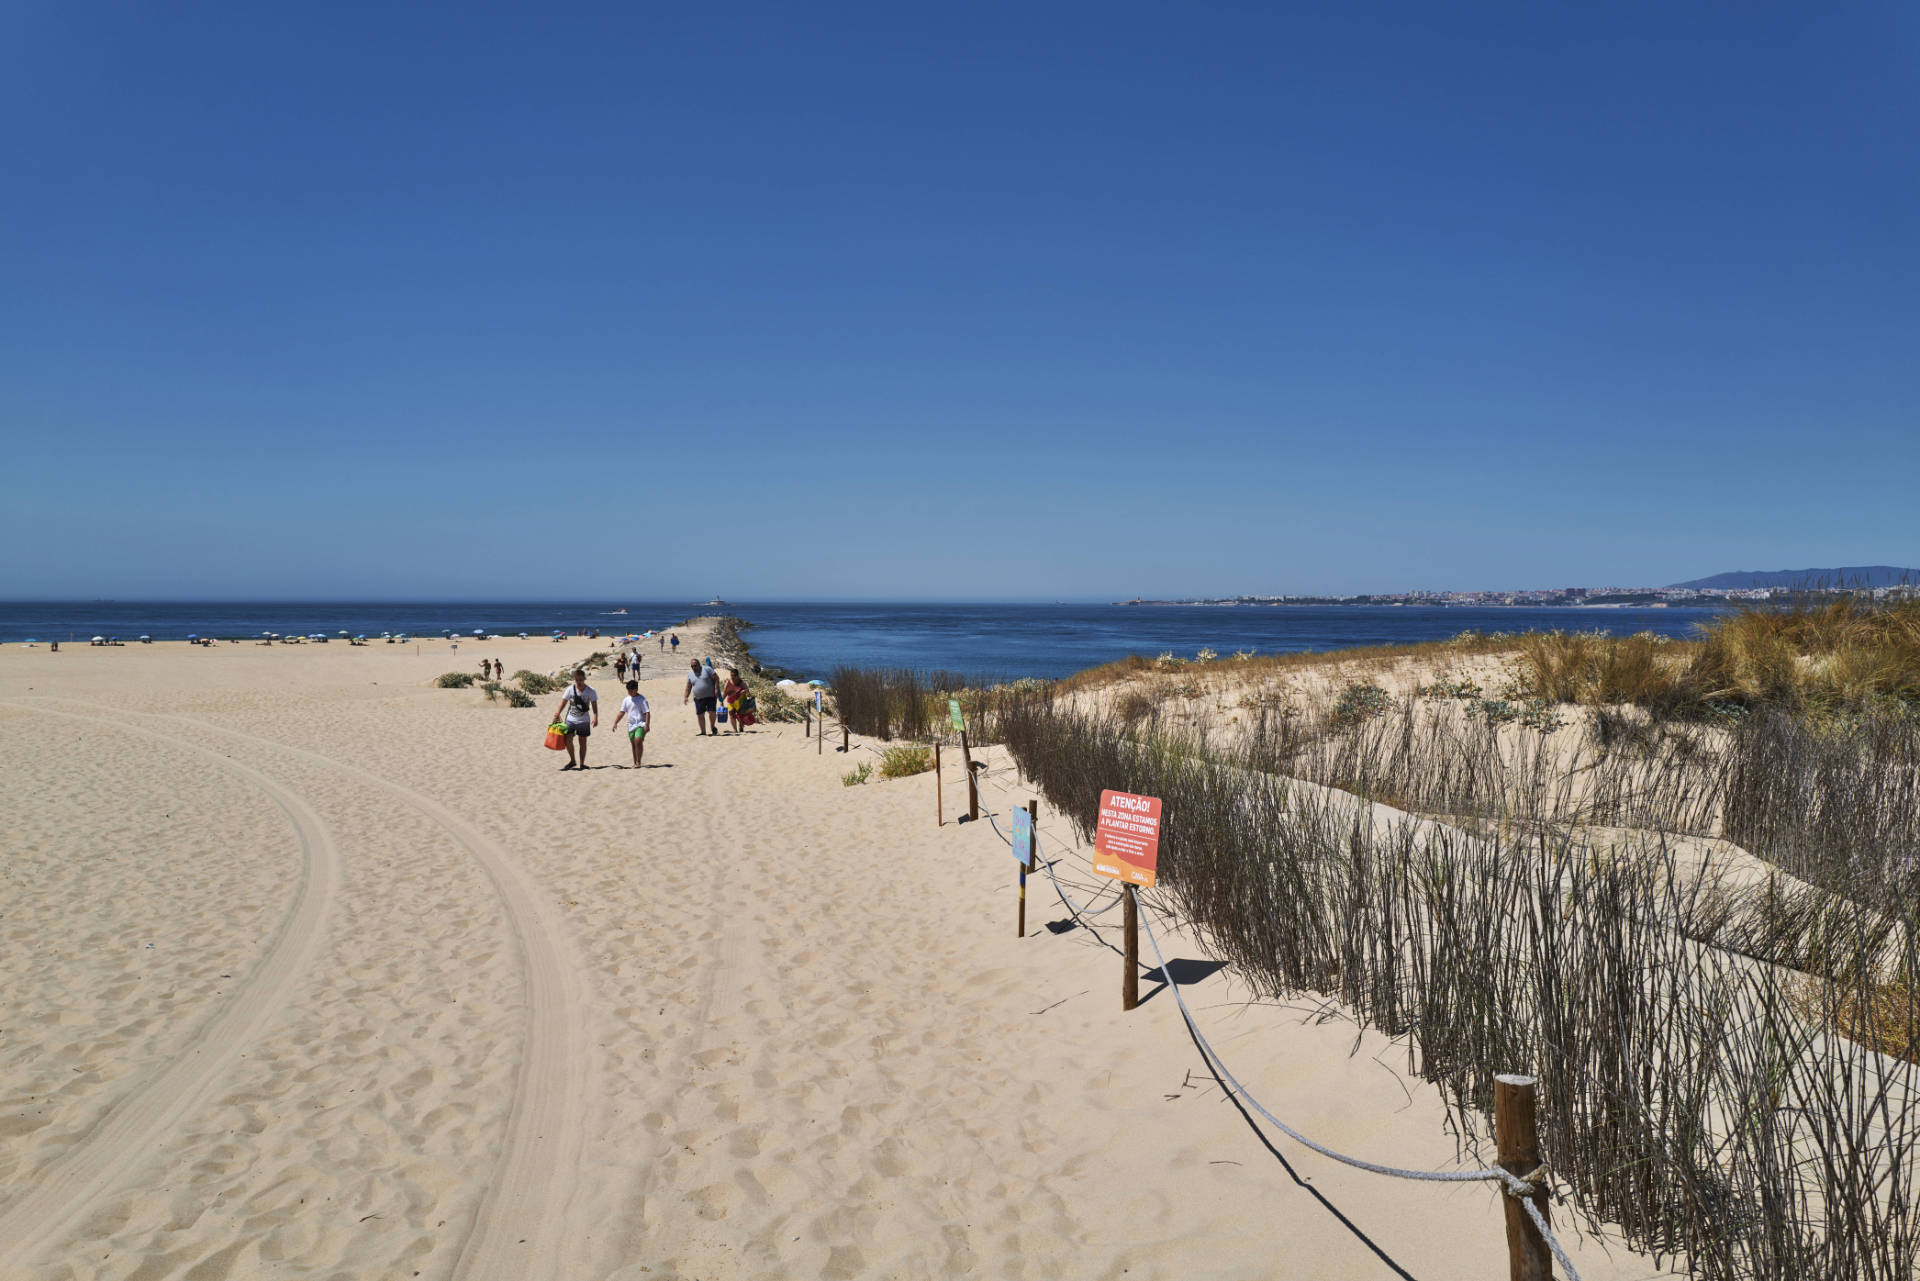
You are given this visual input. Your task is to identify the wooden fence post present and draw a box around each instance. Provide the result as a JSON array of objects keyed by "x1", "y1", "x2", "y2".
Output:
[
  {"x1": 961, "y1": 730, "x2": 978, "y2": 821},
  {"x1": 1122, "y1": 887, "x2": 1139, "y2": 1010},
  {"x1": 842, "y1": 722, "x2": 849, "y2": 754},
  {"x1": 1495, "y1": 1074, "x2": 1552, "y2": 1281},
  {"x1": 935, "y1": 741, "x2": 943, "y2": 826},
  {"x1": 1018, "y1": 799, "x2": 1037, "y2": 938}
]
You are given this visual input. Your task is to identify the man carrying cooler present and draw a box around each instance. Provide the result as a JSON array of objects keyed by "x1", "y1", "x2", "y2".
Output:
[
  {"x1": 684, "y1": 658, "x2": 720, "y2": 736},
  {"x1": 553, "y1": 667, "x2": 599, "y2": 769}
]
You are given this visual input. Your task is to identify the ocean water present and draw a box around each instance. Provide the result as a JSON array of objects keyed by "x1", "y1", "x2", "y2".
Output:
[
  {"x1": 733, "y1": 602, "x2": 1721, "y2": 679},
  {"x1": 0, "y1": 600, "x2": 1721, "y2": 680}
]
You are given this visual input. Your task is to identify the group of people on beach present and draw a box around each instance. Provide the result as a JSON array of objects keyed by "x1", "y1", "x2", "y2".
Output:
[
  {"x1": 681, "y1": 658, "x2": 753, "y2": 737},
  {"x1": 547, "y1": 651, "x2": 756, "y2": 771}
]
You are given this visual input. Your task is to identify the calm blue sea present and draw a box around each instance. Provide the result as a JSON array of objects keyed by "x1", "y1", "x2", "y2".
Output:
[{"x1": 0, "y1": 600, "x2": 1722, "y2": 680}]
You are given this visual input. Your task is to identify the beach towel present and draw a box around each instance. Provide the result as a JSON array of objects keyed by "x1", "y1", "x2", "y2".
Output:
[{"x1": 544, "y1": 722, "x2": 570, "y2": 750}]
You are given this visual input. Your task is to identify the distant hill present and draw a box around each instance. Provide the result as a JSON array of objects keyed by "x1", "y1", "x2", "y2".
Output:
[{"x1": 1669, "y1": 566, "x2": 1919, "y2": 590}]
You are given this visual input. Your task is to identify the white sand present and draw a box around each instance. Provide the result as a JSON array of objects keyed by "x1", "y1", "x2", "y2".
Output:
[{"x1": 0, "y1": 630, "x2": 1675, "y2": 1279}]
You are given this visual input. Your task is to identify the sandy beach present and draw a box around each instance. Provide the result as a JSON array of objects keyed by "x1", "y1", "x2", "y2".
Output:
[{"x1": 0, "y1": 625, "x2": 1673, "y2": 1280}]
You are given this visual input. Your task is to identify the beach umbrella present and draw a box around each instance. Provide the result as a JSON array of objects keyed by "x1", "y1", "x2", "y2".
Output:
[
  {"x1": 775, "y1": 679, "x2": 795, "y2": 687},
  {"x1": 187, "y1": 633, "x2": 198, "y2": 639},
  {"x1": 472, "y1": 628, "x2": 484, "y2": 636},
  {"x1": 807, "y1": 679, "x2": 826, "y2": 686},
  {"x1": 92, "y1": 635, "x2": 104, "y2": 642},
  {"x1": 338, "y1": 630, "x2": 348, "y2": 636},
  {"x1": 518, "y1": 632, "x2": 527, "y2": 638},
  {"x1": 24, "y1": 638, "x2": 37, "y2": 644},
  {"x1": 139, "y1": 634, "x2": 151, "y2": 640}
]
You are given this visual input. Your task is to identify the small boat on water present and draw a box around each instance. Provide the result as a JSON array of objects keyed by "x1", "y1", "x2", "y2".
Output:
[
  {"x1": 706, "y1": 597, "x2": 727, "y2": 607},
  {"x1": 610, "y1": 607, "x2": 628, "y2": 614}
]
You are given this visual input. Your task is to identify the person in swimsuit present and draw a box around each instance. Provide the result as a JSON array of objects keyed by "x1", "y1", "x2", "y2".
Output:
[
  {"x1": 552, "y1": 668, "x2": 599, "y2": 769},
  {"x1": 721, "y1": 670, "x2": 748, "y2": 735}
]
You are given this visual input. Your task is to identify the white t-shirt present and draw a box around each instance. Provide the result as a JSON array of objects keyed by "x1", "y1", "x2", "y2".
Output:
[
  {"x1": 619, "y1": 694, "x2": 651, "y2": 728},
  {"x1": 561, "y1": 683, "x2": 597, "y2": 725}
]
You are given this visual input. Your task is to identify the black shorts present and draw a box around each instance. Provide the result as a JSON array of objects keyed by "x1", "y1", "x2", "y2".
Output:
[
  {"x1": 694, "y1": 696, "x2": 717, "y2": 714},
  {"x1": 566, "y1": 720, "x2": 590, "y2": 738}
]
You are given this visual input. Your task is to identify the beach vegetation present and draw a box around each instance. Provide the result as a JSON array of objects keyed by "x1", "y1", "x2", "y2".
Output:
[
  {"x1": 750, "y1": 683, "x2": 807, "y2": 723},
  {"x1": 479, "y1": 680, "x2": 500, "y2": 702},
  {"x1": 503, "y1": 687, "x2": 536, "y2": 708},
  {"x1": 877, "y1": 745, "x2": 933, "y2": 778},
  {"x1": 841, "y1": 762, "x2": 872, "y2": 786},
  {"x1": 1330, "y1": 681, "x2": 1390, "y2": 727},
  {"x1": 830, "y1": 666, "x2": 1018, "y2": 742},
  {"x1": 994, "y1": 682, "x2": 1920, "y2": 1279},
  {"x1": 436, "y1": 671, "x2": 476, "y2": 688},
  {"x1": 515, "y1": 670, "x2": 563, "y2": 695}
]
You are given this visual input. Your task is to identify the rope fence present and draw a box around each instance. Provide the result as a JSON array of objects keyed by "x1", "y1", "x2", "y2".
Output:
[{"x1": 827, "y1": 709, "x2": 1584, "y2": 1281}]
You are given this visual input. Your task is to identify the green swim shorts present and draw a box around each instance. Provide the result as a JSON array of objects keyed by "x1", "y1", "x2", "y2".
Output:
[{"x1": 629, "y1": 725, "x2": 647, "y2": 741}]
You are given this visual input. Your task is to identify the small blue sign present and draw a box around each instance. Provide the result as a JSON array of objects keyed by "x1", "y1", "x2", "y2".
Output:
[{"x1": 1011, "y1": 806, "x2": 1033, "y2": 867}]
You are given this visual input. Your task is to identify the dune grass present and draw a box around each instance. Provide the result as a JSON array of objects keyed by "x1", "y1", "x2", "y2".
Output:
[
  {"x1": 994, "y1": 686, "x2": 1920, "y2": 1279},
  {"x1": 877, "y1": 744, "x2": 934, "y2": 778}
]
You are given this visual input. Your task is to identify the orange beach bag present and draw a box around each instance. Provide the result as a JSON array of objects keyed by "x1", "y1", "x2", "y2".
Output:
[{"x1": 544, "y1": 722, "x2": 570, "y2": 751}]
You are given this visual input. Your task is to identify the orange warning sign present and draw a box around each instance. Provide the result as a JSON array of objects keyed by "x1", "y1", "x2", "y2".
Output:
[{"x1": 1092, "y1": 789, "x2": 1161, "y2": 888}]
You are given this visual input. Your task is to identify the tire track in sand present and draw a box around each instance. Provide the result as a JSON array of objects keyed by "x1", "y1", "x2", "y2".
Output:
[
  {"x1": 0, "y1": 702, "x2": 342, "y2": 1273},
  {"x1": 40, "y1": 699, "x2": 591, "y2": 1281}
]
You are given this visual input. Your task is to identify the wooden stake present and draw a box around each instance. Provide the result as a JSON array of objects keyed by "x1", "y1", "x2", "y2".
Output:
[
  {"x1": 961, "y1": 730, "x2": 978, "y2": 821},
  {"x1": 1017, "y1": 798, "x2": 1037, "y2": 938},
  {"x1": 1122, "y1": 886, "x2": 1139, "y2": 1010},
  {"x1": 1495, "y1": 1074, "x2": 1552, "y2": 1281},
  {"x1": 842, "y1": 722, "x2": 849, "y2": 754},
  {"x1": 935, "y1": 742, "x2": 942, "y2": 826}
]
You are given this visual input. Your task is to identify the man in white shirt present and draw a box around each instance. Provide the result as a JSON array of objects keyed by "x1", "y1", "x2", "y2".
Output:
[{"x1": 552, "y1": 668, "x2": 598, "y2": 770}]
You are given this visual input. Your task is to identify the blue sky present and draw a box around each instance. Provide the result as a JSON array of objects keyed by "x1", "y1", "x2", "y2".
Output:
[{"x1": 3, "y1": 2, "x2": 1915, "y2": 600}]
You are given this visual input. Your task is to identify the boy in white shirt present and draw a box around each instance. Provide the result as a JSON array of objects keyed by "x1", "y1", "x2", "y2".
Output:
[{"x1": 619, "y1": 679, "x2": 652, "y2": 768}]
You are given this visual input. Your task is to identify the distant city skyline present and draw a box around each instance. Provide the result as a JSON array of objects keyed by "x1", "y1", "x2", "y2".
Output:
[{"x1": 3, "y1": 4, "x2": 1914, "y2": 600}]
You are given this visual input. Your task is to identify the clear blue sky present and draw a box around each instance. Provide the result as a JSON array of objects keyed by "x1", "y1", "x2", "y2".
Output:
[{"x1": 4, "y1": 2, "x2": 1915, "y2": 600}]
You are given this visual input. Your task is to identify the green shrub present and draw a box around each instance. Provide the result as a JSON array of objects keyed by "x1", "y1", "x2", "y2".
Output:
[
  {"x1": 515, "y1": 670, "x2": 563, "y2": 695},
  {"x1": 436, "y1": 671, "x2": 476, "y2": 688},
  {"x1": 841, "y1": 762, "x2": 872, "y2": 786},
  {"x1": 504, "y1": 687, "x2": 536, "y2": 708},
  {"x1": 878, "y1": 745, "x2": 933, "y2": 778},
  {"x1": 1331, "y1": 682, "x2": 1390, "y2": 727},
  {"x1": 751, "y1": 684, "x2": 806, "y2": 722},
  {"x1": 480, "y1": 681, "x2": 501, "y2": 702}
]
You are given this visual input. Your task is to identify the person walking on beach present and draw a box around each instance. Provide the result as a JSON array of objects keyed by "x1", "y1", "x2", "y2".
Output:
[
  {"x1": 721, "y1": 669, "x2": 749, "y2": 735},
  {"x1": 684, "y1": 658, "x2": 720, "y2": 735},
  {"x1": 618, "y1": 679, "x2": 651, "y2": 767},
  {"x1": 553, "y1": 668, "x2": 599, "y2": 769},
  {"x1": 670, "y1": 633, "x2": 679, "y2": 658},
  {"x1": 614, "y1": 653, "x2": 627, "y2": 684}
]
